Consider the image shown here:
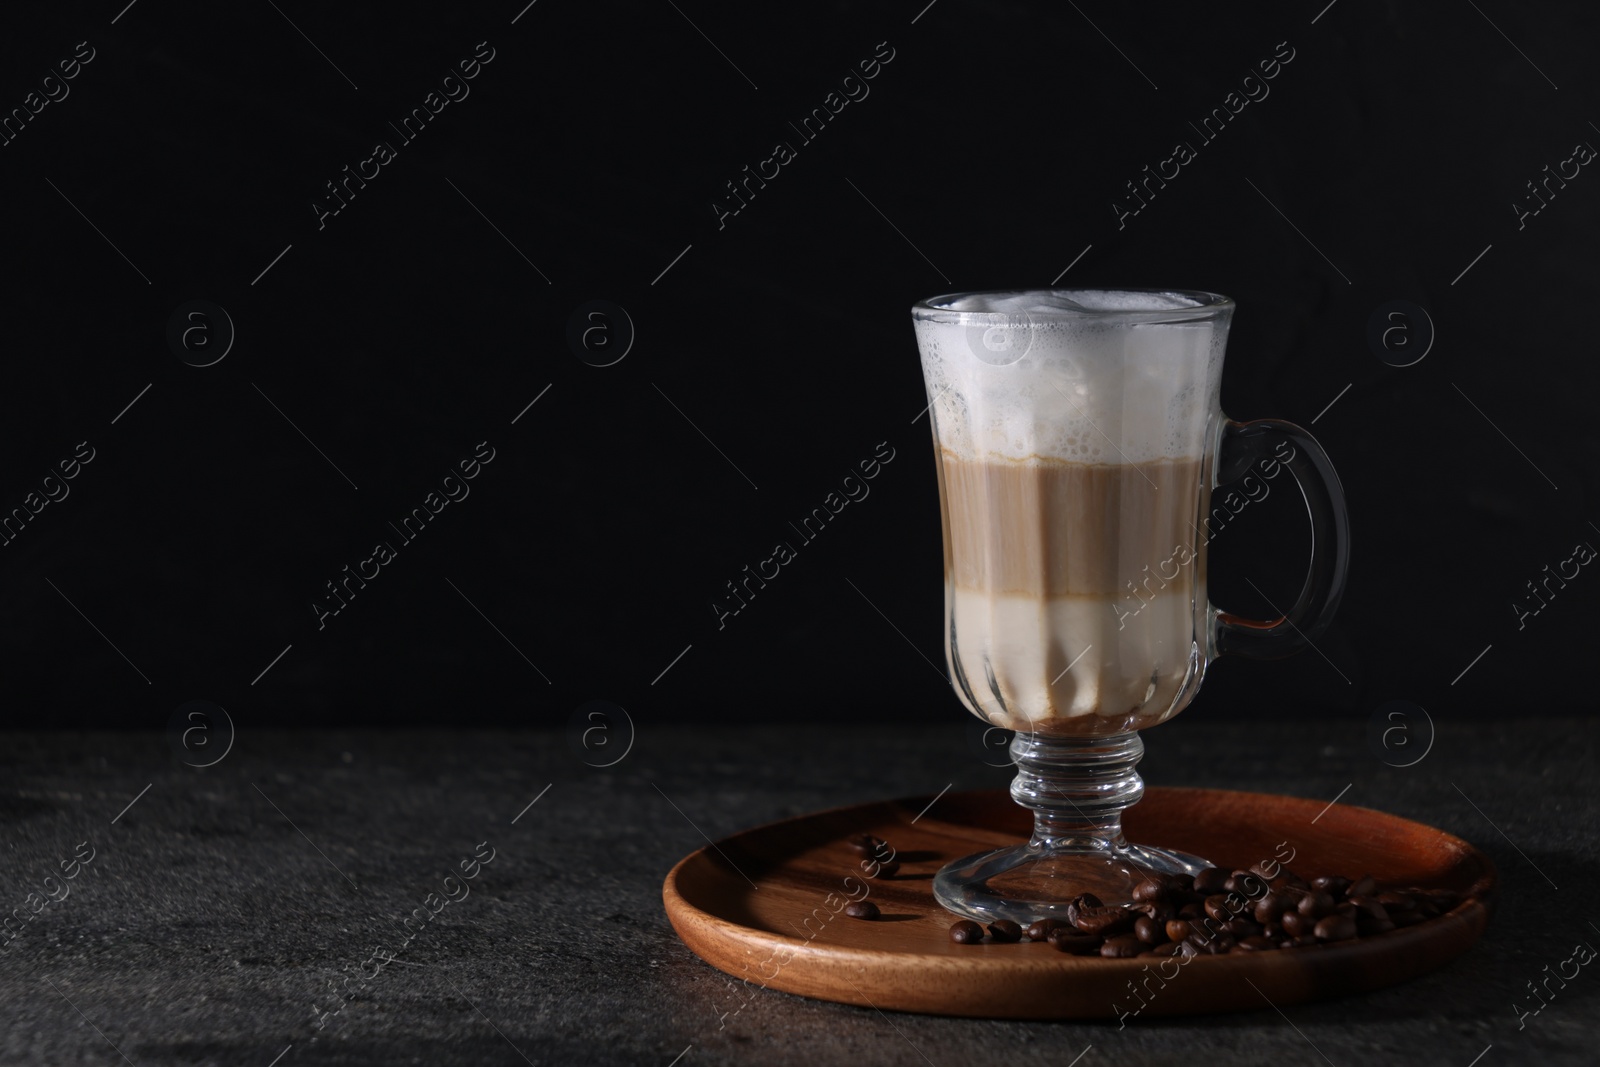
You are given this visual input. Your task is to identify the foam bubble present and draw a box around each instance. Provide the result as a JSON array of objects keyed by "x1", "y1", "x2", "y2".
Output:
[{"x1": 914, "y1": 290, "x2": 1230, "y2": 465}]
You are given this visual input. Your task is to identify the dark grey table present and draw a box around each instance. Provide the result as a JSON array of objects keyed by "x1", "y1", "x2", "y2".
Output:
[{"x1": 0, "y1": 717, "x2": 1594, "y2": 1066}]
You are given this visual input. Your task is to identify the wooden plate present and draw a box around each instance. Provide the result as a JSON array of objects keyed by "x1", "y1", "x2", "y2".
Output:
[{"x1": 662, "y1": 787, "x2": 1495, "y2": 1019}]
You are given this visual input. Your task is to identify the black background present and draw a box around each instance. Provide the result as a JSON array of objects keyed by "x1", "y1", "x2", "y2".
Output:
[{"x1": 2, "y1": 0, "x2": 1596, "y2": 734}]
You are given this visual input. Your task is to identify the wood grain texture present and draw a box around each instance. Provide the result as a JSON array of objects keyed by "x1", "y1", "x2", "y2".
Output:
[{"x1": 662, "y1": 787, "x2": 1496, "y2": 1019}]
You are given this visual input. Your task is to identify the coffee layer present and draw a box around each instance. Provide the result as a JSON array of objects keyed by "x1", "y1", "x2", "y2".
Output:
[
  {"x1": 934, "y1": 451, "x2": 1211, "y2": 730},
  {"x1": 936, "y1": 450, "x2": 1205, "y2": 596}
]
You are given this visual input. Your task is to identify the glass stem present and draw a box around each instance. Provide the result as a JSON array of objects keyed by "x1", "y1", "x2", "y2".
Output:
[{"x1": 1009, "y1": 731, "x2": 1145, "y2": 852}]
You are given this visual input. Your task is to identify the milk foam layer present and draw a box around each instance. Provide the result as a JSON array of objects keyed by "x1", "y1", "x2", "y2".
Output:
[
  {"x1": 913, "y1": 289, "x2": 1228, "y2": 465},
  {"x1": 943, "y1": 290, "x2": 1203, "y2": 315}
]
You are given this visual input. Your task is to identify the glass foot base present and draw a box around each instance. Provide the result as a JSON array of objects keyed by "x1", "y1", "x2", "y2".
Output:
[{"x1": 932, "y1": 841, "x2": 1212, "y2": 925}]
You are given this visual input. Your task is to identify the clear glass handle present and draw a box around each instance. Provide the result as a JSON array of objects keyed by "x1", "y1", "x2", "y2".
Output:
[{"x1": 1211, "y1": 418, "x2": 1351, "y2": 659}]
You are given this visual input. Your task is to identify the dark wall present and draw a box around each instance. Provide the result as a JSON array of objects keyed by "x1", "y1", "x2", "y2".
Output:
[{"x1": 2, "y1": 1, "x2": 1595, "y2": 738}]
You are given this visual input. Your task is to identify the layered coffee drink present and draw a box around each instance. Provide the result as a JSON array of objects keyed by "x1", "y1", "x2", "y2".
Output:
[
  {"x1": 915, "y1": 290, "x2": 1225, "y2": 736},
  {"x1": 916, "y1": 287, "x2": 1348, "y2": 922}
]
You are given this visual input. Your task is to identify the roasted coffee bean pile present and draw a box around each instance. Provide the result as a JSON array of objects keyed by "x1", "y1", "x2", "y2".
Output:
[{"x1": 945, "y1": 867, "x2": 1468, "y2": 957}]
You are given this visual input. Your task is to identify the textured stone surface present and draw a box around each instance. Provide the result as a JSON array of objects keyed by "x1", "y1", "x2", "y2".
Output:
[{"x1": 0, "y1": 717, "x2": 1593, "y2": 1066}]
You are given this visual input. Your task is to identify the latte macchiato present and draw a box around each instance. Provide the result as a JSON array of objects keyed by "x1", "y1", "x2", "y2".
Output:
[
  {"x1": 914, "y1": 290, "x2": 1225, "y2": 734},
  {"x1": 915, "y1": 286, "x2": 1351, "y2": 923}
]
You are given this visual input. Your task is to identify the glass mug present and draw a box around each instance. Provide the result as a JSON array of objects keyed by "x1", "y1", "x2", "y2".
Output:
[{"x1": 911, "y1": 289, "x2": 1349, "y2": 923}]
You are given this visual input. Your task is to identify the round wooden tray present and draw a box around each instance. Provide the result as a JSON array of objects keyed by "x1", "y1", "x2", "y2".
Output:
[{"x1": 662, "y1": 787, "x2": 1495, "y2": 1019}]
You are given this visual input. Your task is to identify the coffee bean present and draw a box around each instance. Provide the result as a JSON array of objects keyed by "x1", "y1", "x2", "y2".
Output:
[
  {"x1": 1132, "y1": 879, "x2": 1167, "y2": 903},
  {"x1": 988, "y1": 920, "x2": 1022, "y2": 943},
  {"x1": 1178, "y1": 902, "x2": 1206, "y2": 921},
  {"x1": 1224, "y1": 873, "x2": 1265, "y2": 899},
  {"x1": 844, "y1": 900, "x2": 880, "y2": 920},
  {"x1": 1151, "y1": 942, "x2": 1181, "y2": 956},
  {"x1": 1254, "y1": 891, "x2": 1288, "y2": 925},
  {"x1": 1222, "y1": 918, "x2": 1262, "y2": 938},
  {"x1": 1237, "y1": 935, "x2": 1277, "y2": 951},
  {"x1": 1297, "y1": 891, "x2": 1335, "y2": 919},
  {"x1": 1063, "y1": 894, "x2": 1103, "y2": 927},
  {"x1": 1167, "y1": 874, "x2": 1196, "y2": 896},
  {"x1": 868, "y1": 860, "x2": 901, "y2": 879},
  {"x1": 1204, "y1": 894, "x2": 1239, "y2": 923},
  {"x1": 1347, "y1": 896, "x2": 1389, "y2": 922},
  {"x1": 1101, "y1": 934, "x2": 1145, "y2": 958},
  {"x1": 1348, "y1": 875, "x2": 1377, "y2": 899},
  {"x1": 847, "y1": 833, "x2": 886, "y2": 857},
  {"x1": 1136, "y1": 901, "x2": 1176, "y2": 924},
  {"x1": 949, "y1": 920, "x2": 984, "y2": 944},
  {"x1": 1313, "y1": 914, "x2": 1357, "y2": 941},
  {"x1": 1073, "y1": 904, "x2": 1135, "y2": 937},
  {"x1": 1280, "y1": 911, "x2": 1307, "y2": 937},
  {"x1": 1311, "y1": 875, "x2": 1351, "y2": 899},
  {"x1": 1134, "y1": 916, "x2": 1166, "y2": 944},
  {"x1": 1165, "y1": 920, "x2": 1192, "y2": 942},
  {"x1": 1048, "y1": 929, "x2": 1102, "y2": 955},
  {"x1": 1193, "y1": 868, "x2": 1228, "y2": 895},
  {"x1": 1376, "y1": 891, "x2": 1416, "y2": 911},
  {"x1": 1025, "y1": 919, "x2": 1067, "y2": 941},
  {"x1": 1357, "y1": 917, "x2": 1396, "y2": 936}
]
